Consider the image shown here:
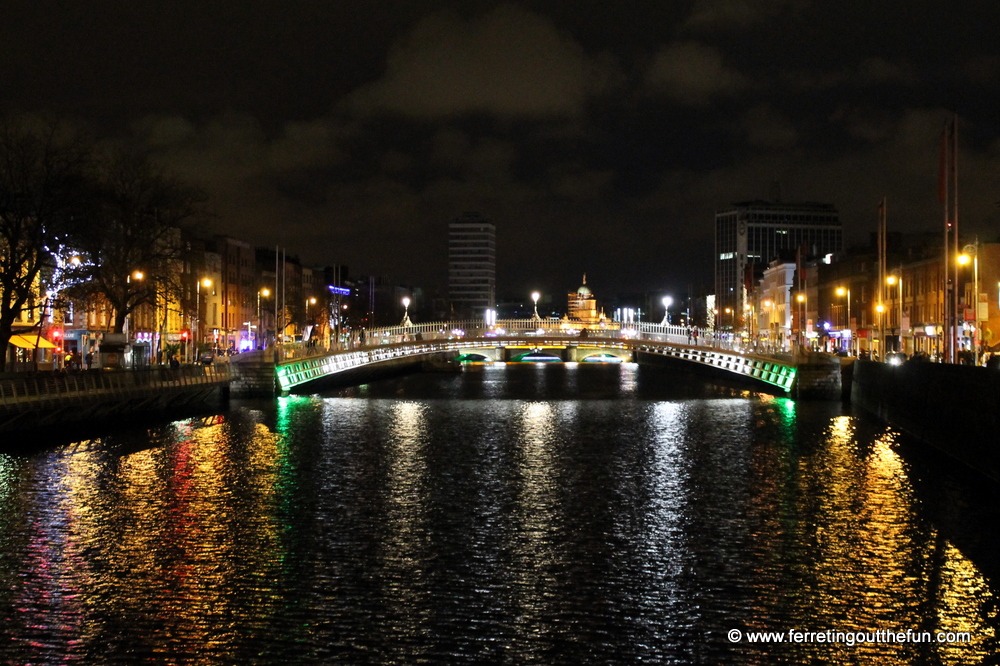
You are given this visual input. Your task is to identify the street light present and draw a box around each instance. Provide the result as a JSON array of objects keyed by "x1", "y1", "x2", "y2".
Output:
[
  {"x1": 258, "y1": 288, "x2": 270, "y2": 349},
  {"x1": 796, "y1": 293, "x2": 806, "y2": 349},
  {"x1": 836, "y1": 286, "x2": 851, "y2": 354},
  {"x1": 661, "y1": 296, "x2": 673, "y2": 326},
  {"x1": 401, "y1": 296, "x2": 413, "y2": 327},
  {"x1": 303, "y1": 296, "x2": 317, "y2": 342},
  {"x1": 887, "y1": 275, "x2": 903, "y2": 353},
  {"x1": 959, "y1": 243, "x2": 980, "y2": 363},
  {"x1": 195, "y1": 278, "x2": 212, "y2": 361},
  {"x1": 126, "y1": 270, "x2": 145, "y2": 342},
  {"x1": 531, "y1": 291, "x2": 541, "y2": 321}
]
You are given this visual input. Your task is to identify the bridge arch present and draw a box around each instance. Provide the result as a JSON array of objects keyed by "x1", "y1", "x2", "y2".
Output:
[{"x1": 270, "y1": 326, "x2": 798, "y2": 396}]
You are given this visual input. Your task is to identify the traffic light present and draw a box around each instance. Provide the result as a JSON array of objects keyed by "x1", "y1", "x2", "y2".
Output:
[{"x1": 181, "y1": 330, "x2": 190, "y2": 341}]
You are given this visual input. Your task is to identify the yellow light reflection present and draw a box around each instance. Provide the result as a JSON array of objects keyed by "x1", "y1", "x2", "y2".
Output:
[{"x1": 745, "y1": 417, "x2": 998, "y2": 664}]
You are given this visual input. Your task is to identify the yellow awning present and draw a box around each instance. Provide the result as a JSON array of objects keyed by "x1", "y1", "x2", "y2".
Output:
[{"x1": 8, "y1": 334, "x2": 57, "y2": 349}]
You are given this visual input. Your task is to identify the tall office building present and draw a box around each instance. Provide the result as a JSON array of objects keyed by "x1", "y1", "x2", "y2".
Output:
[
  {"x1": 715, "y1": 199, "x2": 842, "y2": 330},
  {"x1": 448, "y1": 212, "x2": 496, "y2": 317}
]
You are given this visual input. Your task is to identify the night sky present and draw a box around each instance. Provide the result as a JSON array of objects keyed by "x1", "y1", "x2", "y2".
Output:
[{"x1": 5, "y1": 1, "x2": 1000, "y2": 299}]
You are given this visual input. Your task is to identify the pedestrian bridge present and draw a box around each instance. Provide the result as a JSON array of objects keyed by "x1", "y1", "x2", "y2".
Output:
[{"x1": 272, "y1": 319, "x2": 798, "y2": 395}]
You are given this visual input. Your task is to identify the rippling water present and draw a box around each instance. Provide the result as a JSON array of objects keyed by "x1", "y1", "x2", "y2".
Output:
[{"x1": 1, "y1": 363, "x2": 998, "y2": 664}]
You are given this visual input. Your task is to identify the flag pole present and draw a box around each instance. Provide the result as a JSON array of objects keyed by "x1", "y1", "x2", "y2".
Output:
[{"x1": 940, "y1": 119, "x2": 951, "y2": 363}]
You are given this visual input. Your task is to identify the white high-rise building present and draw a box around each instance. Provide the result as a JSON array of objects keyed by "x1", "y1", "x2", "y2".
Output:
[{"x1": 448, "y1": 212, "x2": 496, "y2": 317}]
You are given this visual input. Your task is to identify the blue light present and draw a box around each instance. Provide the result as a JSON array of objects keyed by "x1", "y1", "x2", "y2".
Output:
[{"x1": 329, "y1": 286, "x2": 351, "y2": 296}]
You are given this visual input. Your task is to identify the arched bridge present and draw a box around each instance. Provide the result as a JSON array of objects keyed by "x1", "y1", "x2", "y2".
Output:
[{"x1": 270, "y1": 320, "x2": 800, "y2": 395}]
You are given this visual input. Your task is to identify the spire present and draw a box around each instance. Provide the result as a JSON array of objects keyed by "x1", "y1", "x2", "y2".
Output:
[{"x1": 582, "y1": 272, "x2": 587, "y2": 285}]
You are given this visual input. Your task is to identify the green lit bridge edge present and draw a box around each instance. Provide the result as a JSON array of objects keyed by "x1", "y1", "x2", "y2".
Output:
[{"x1": 274, "y1": 320, "x2": 797, "y2": 394}]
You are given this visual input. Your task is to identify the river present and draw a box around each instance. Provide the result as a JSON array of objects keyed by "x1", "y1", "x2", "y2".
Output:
[{"x1": 0, "y1": 363, "x2": 997, "y2": 664}]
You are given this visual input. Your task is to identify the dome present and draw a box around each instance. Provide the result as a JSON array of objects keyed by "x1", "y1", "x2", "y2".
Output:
[{"x1": 577, "y1": 285, "x2": 591, "y2": 296}]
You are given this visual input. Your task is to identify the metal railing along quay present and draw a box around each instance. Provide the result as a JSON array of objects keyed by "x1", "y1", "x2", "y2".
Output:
[{"x1": 0, "y1": 365, "x2": 231, "y2": 410}]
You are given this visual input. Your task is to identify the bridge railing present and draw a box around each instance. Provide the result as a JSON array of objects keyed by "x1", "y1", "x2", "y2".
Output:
[{"x1": 0, "y1": 365, "x2": 231, "y2": 409}]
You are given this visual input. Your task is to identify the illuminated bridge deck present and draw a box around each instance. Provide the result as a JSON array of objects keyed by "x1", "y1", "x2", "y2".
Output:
[{"x1": 274, "y1": 321, "x2": 798, "y2": 395}]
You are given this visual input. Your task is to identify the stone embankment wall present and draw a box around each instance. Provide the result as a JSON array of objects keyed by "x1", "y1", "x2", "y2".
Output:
[
  {"x1": 0, "y1": 366, "x2": 230, "y2": 437},
  {"x1": 227, "y1": 351, "x2": 278, "y2": 397},
  {"x1": 791, "y1": 352, "x2": 844, "y2": 400},
  {"x1": 852, "y1": 360, "x2": 1000, "y2": 481}
]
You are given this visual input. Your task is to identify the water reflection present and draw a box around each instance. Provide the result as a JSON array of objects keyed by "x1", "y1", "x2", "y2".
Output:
[{"x1": 0, "y1": 365, "x2": 996, "y2": 664}]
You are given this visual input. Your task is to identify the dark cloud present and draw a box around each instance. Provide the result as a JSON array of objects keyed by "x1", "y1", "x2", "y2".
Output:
[
  {"x1": 644, "y1": 42, "x2": 751, "y2": 104},
  {"x1": 345, "y1": 5, "x2": 614, "y2": 119}
]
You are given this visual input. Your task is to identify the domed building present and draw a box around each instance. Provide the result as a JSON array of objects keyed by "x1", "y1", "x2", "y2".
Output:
[{"x1": 566, "y1": 274, "x2": 605, "y2": 327}]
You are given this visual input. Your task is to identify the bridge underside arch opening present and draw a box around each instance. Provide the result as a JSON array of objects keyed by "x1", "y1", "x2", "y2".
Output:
[
  {"x1": 455, "y1": 353, "x2": 492, "y2": 363},
  {"x1": 581, "y1": 353, "x2": 625, "y2": 363},
  {"x1": 511, "y1": 351, "x2": 562, "y2": 363}
]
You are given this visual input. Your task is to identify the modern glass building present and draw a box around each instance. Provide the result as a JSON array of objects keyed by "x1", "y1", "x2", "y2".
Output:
[
  {"x1": 448, "y1": 212, "x2": 496, "y2": 317},
  {"x1": 715, "y1": 200, "x2": 842, "y2": 331}
]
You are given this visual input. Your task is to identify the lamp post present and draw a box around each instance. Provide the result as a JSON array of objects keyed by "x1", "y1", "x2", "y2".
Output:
[
  {"x1": 195, "y1": 278, "x2": 212, "y2": 362},
  {"x1": 836, "y1": 286, "x2": 851, "y2": 354},
  {"x1": 258, "y1": 288, "x2": 270, "y2": 349},
  {"x1": 762, "y1": 299, "x2": 773, "y2": 351},
  {"x1": 661, "y1": 296, "x2": 673, "y2": 326},
  {"x1": 304, "y1": 296, "x2": 316, "y2": 343},
  {"x1": 531, "y1": 291, "x2": 541, "y2": 322},
  {"x1": 796, "y1": 294, "x2": 806, "y2": 350},
  {"x1": 959, "y1": 243, "x2": 980, "y2": 363},
  {"x1": 125, "y1": 270, "x2": 145, "y2": 343},
  {"x1": 887, "y1": 275, "x2": 903, "y2": 353},
  {"x1": 401, "y1": 296, "x2": 412, "y2": 327}
]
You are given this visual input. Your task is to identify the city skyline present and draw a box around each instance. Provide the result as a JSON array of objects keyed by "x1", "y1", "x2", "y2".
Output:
[{"x1": 4, "y1": 2, "x2": 1000, "y2": 295}]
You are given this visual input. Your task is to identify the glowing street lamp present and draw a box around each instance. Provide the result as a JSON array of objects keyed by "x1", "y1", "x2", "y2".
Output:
[
  {"x1": 796, "y1": 294, "x2": 806, "y2": 348},
  {"x1": 886, "y1": 275, "x2": 902, "y2": 353},
  {"x1": 836, "y1": 286, "x2": 851, "y2": 354},
  {"x1": 661, "y1": 296, "x2": 673, "y2": 326},
  {"x1": 195, "y1": 278, "x2": 212, "y2": 359},
  {"x1": 258, "y1": 288, "x2": 270, "y2": 348},
  {"x1": 959, "y1": 244, "x2": 980, "y2": 363},
  {"x1": 401, "y1": 296, "x2": 412, "y2": 327},
  {"x1": 531, "y1": 291, "x2": 541, "y2": 321}
]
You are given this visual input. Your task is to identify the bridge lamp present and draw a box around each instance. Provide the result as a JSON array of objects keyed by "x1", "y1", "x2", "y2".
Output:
[
  {"x1": 401, "y1": 296, "x2": 413, "y2": 327},
  {"x1": 531, "y1": 291, "x2": 541, "y2": 321},
  {"x1": 661, "y1": 296, "x2": 673, "y2": 326}
]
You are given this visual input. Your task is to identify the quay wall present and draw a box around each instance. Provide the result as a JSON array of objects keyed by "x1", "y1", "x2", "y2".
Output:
[
  {"x1": 0, "y1": 366, "x2": 230, "y2": 438},
  {"x1": 852, "y1": 360, "x2": 1000, "y2": 481}
]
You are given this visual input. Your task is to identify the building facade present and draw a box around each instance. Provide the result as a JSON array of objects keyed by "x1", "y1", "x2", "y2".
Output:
[
  {"x1": 448, "y1": 212, "x2": 496, "y2": 318},
  {"x1": 716, "y1": 200, "x2": 842, "y2": 333}
]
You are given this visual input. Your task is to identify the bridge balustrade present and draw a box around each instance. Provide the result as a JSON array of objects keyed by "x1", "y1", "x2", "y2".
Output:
[{"x1": 273, "y1": 319, "x2": 797, "y2": 394}]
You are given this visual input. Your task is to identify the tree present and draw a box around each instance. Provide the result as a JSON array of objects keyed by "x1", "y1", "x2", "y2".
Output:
[
  {"x1": 0, "y1": 118, "x2": 90, "y2": 372},
  {"x1": 68, "y1": 148, "x2": 206, "y2": 334}
]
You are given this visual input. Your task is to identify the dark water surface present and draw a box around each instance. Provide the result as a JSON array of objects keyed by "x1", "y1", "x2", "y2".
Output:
[{"x1": 1, "y1": 363, "x2": 998, "y2": 664}]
